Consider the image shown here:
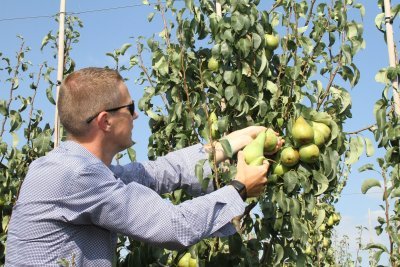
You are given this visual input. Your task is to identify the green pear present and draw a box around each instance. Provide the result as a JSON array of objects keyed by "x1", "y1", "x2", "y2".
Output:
[
  {"x1": 327, "y1": 215, "x2": 334, "y2": 227},
  {"x1": 319, "y1": 223, "x2": 326, "y2": 232},
  {"x1": 249, "y1": 156, "x2": 266, "y2": 166},
  {"x1": 333, "y1": 213, "x2": 341, "y2": 224},
  {"x1": 299, "y1": 143, "x2": 320, "y2": 163},
  {"x1": 178, "y1": 253, "x2": 191, "y2": 267},
  {"x1": 292, "y1": 116, "x2": 314, "y2": 145},
  {"x1": 280, "y1": 147, "x2": 300, "y2": 167},
  {"x1": 322, "y1": 237, "x2": 331, "y2": 248},
  {"x1": 264, "y1": 129, "x2": 278, "y2": 153},
  {"x1": 312, "y1": 121, "x2": 331, "y2": 141},
  {"x1": 273, "y1": 163, "x2": 289, "y2": 176},
  {"x1": 189, "y1": 258, "x2": 198, "y2": 267},
  {"x1": 208, "y1": 112, "x2": 218, "y2": 139},
  {"x1": 243, "y1": 131, "x2": 266, "y2": 164},
  {"x1": 313, "y1": 128, "x2": 326, "y2": 147}
]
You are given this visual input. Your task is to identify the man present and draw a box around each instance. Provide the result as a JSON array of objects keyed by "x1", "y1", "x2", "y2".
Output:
[{"x1": 6, "y1": 67, "x2": 281, "y2": 266}]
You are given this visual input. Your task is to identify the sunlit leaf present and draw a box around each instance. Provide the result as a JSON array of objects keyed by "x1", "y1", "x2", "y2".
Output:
[{"x1": 361, "y1": 178, "x2": 381, "y2": 194}]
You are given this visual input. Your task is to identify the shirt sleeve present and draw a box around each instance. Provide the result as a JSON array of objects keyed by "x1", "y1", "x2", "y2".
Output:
[
  {"x1": 110, "y1": 144, "x2": 213, "y2": 196},
  {"x1": 62, "y1": 165, "x2": 246, "y2": 250}
]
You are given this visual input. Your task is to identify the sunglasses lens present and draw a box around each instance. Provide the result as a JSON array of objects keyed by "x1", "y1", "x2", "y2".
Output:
[{"x1": 129, "y1": 102, "x2": 135, "y2": 116}]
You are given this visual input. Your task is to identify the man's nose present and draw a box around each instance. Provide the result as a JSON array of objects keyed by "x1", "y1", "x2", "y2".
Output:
[{"x1": 132, "y1": 111, "x2": 139, "y2": 120}]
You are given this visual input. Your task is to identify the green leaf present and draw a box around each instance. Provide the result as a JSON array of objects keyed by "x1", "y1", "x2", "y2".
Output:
[
  {"x1": 41, "y1": 31, "x2": 52, "y2": 50},
  {"x1": 358, "y1": 163, "x2": 375, "y2": 172},
  {"x1": 361, "y1": 178, "x2": 381, "y2": 194},
  {"x1": 312, "y1": 170, "x2": 329, "y2": 196},
  {"x1": 127, "y1": 147, "x2": 136, "y2": 162},
  {"x1": 2, "y1": 215, "x2": 9, "y2": 231},
  {"x1": 232, "y1": 14, "x2": 245, "y2": 32},
  {"x1": 283, "y1": 172, "x2": 298, "y2": 193},
  {"x1": 237, "y1": 38, "x2": 252, "y2": 58},
  {"x1": 315, "y1": 209, "x2": 326, "y2": 229},
  {"x1": 273, "y1": 243, "x2": 284, "y2": 265},
  {"x1": 219, "y1": 139, "x2": 233, "y2": 158},
  {"x1": 223, "y1": 71, "x2": 235, "y2": 85},
  {"x1": 225, "y1": 85, "x2": 238, "y2": 105},
  {"x1": 364, "y1": 243, "x2": 388, "y2": 253},
  {"x1": 46, "y1": 87, "x2": 56, "y2": 105},
  {"x1": 364, "y1": 137, "x2": 375, "y2": 157},
  {"x1": 11, "y1": 132, "x2": 19, "y2": 147},
  {"x1": 354, "y1": 3, "x2": 365, "y2": 18},
  {"x1": 375, "y1": 13, "x2": 385, "y2": 32},
  {"x1": 147, "y1": 12, "x2": 155, "y2": 22},
  {"x1": 119, "y1": 43, "x2": 132, "y2": 55},
  {"x1": 195, "y1": 159, "x2": 206, "y2": 185},
  {"x1": 275, "y1": 188, "x2": 288, "y2": 213},
  {"x1": 252, "y1": 33, "x2": 262, "y2": 50},
  {"x1": 391, "y1": 187, "x2": 400, "y2": 198},
  {"x1": 345, "y1": 136, "x2": 364, "y2": 165},
  {"x1": 375, "y1": 68, "x2": 389, "y2": 84},
  {"x1": 257, "y1": 49, "x2": 267, "y2": 76},
  {"x1": 266, "y1": 81, "x2": 278, "y2": 94}
]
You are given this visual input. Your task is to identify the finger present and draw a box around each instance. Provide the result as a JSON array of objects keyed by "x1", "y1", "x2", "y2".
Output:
[
  {"x1": 237, "y1": 150, "x2": 245, "y2": 164},
  {"x1": 261, "y1": 161, "x2": 270, "y2": 173}
]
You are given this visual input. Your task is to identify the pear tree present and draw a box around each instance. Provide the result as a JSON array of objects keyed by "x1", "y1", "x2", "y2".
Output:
[{"x1": 124, "y1": 0, "x2": 369, "y2": 265}]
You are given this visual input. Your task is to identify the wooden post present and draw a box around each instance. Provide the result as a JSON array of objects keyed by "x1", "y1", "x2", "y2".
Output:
[
  {"x1": 54, "y1": 0, "x2": 66, "y2": 147},
  {"x1": 383, "y1": 0, "x2": 400, "y2": 116}
]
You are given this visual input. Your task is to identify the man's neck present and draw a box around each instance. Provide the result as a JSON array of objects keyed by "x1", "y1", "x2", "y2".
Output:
[{"x1": 67, "y1": 135, "x2": 115, "y2": 166}]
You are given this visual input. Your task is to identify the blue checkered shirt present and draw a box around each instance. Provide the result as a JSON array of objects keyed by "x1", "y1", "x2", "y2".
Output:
[{"x1": 5, "y1": 141, "x2": 245, "y2": 266}]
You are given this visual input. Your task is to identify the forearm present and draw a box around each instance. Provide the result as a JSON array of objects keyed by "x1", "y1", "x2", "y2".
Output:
[{"x1": 111, "y1": 144, "x2": 213, "y2": 195}]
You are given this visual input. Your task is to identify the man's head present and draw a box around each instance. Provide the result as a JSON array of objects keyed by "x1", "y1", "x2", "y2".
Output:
[{"x1": 58, "y1": 68, "x2": 137, "y2": 150}]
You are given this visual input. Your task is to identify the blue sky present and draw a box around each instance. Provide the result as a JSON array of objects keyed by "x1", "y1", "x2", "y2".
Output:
[{"x1": 0, "y1": 1, "x2": 396, "y2": 265}]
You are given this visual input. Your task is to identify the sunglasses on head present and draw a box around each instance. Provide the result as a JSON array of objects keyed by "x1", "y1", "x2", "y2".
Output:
[{"x1": 86, "y1": 100, "x2": 135, "y2": 124}]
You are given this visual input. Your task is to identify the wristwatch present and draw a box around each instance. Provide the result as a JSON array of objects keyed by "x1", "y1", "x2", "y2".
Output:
[{"x1": 229, "y1": 180, "x2": 247, "y2": 201}]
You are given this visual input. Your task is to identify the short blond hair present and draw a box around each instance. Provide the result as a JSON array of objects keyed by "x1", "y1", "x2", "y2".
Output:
[{"x1": 58, "y1": 67, "x2": 124, "y2": 137}]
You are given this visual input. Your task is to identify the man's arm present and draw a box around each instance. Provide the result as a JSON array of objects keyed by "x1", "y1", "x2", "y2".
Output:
[
  {"x1": 111, "y1": 126, "x2": 277, "y2": 196},
  {"x1": 110, "y1": 144, "x2": 213, "y2": 196},
  {"x1": 62, "y1": 166, "x2": 246, "y2": 250}
]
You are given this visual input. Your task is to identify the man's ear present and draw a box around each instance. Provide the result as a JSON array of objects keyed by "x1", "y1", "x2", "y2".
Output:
[{"x1": 96, "y1": 112, "x2": 112, "y2": 132}]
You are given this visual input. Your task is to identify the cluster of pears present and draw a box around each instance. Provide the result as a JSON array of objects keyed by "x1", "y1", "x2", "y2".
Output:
[
  {"x1": 243, "y1": 128, "x2": 279, "y2": 166},
  {"x1": 273, "y1": 116, "x2": 331, "y2": 176}
]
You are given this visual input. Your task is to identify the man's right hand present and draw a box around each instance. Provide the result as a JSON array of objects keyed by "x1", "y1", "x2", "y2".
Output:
[{"x1": 234, "y1": 150, "x2": 269, "y2": 198}]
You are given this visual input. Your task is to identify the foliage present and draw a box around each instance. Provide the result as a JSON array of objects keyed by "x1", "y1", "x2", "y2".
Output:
[
  {"x1": 117, "y1": 0, "x2": 368, "y2": 265},
  {"x1": 359, "y1": 1, "x2": 400, "y2": 266},
  {"x1": 0, "y1": 16, "x2": 82, "y2": 265}
]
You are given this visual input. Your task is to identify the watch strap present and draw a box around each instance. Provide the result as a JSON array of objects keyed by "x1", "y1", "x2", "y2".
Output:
[{"x1": 229, "y1": 180, "x2": 247, "y2": 201}]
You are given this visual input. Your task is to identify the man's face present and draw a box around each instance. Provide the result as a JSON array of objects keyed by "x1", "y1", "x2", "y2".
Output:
[{"x1": 109, "y1": 82, "x2": 138, "y2": 152}]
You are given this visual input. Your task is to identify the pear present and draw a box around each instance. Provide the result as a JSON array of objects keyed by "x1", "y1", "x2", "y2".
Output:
[
  {"x1": 243, "y1": 131, "x2": 266, "y2": 164},
  {"x1": 313, "y1": 128, "x2": 326, "y2": 147},
  {"x1": 312, "y1": 121, "x2": 331, "y2": 141},
  {"x1": 299, "y1": 144, "x2": 320, "y2": 163},
  {"x1": 208, "y1": 112, "x2": 218, "y2": 139},
  {"x1": 249, "y1": 156, "x2": 266, "y2": 166},
  {"x1": 264, "y1": 128, "x2": 278, "y2": 153},
  {"x1": 292, "y1": 116, "x2": 314, "y2": 145},
  {"x1": 322, "y1": 237, "x2": 331, "y2": 248},
  {"x1": 178, "y1": 253, "x2": 191, "y2": 267},
  {"x1": 280, "y1": 147, "x2": 300, "y2": 167},
  {"x1": 189, "y1": 258, "x2": 198, "y2": 267},
  {"x1": 327, "y1": 215, "x2": 334, "y2": 227},
  {"x1": 273, "y1": 163, "x2": 289, "y2": 176}
]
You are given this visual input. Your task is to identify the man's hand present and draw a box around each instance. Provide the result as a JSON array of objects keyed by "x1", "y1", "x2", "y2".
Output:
[
  {"x1": 234, "y1": 150, "x2": 269, "y2": 198},
  {"x1": 204, "y1": 126, "x2": 284, "y2": 163}
]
